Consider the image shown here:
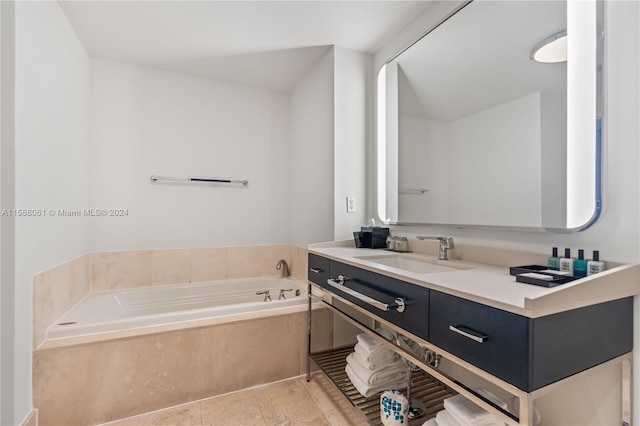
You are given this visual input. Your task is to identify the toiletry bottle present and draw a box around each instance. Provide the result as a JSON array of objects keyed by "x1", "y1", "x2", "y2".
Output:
[
  {"x1": 573, "y1": 249, "x2": 588, "y2": 278},
  {"x1": 560, "y1": 248, "x2": 574, "y2": 276},
  {"x1": 547, "y1": 247, "x2": 560, "y2": 270},
  {"x1": 587, "y1": 250, "x2": 606, "y2": 276}
]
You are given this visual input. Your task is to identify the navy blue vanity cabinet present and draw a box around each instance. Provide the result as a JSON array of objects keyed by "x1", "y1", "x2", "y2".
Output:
[
  {"x1": 327, "y1": 260, "x2": 430, "y2": 341},
  {"x1": 430, "y1": 290, "x2": 633, "y2": 392},
  {"x1": 308, "y1": 253, "x2": 331, "y2": 286}
]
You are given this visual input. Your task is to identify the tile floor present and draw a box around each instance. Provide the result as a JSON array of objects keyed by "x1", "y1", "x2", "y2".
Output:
[{"x1": 100, "y1": 374, "x2": 368, "y2": 426}]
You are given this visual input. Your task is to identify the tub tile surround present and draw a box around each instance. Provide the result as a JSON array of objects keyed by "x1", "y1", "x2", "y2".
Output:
[
  {"x1": 33, "y1": 308, "x2": 333, "y2": 426},
  {"x1": 33, "y1": 255, "x2": 91, "y2": 348},
  {"x1": 34, "y1": 245, "x2": 308, "y2": 348}
]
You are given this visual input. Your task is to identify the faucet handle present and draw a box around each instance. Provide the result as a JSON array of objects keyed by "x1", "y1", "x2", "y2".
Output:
[
  {"x1": 256, "y1": 290, "x2": 271, "y2": 302},
  {"x1": 440, "y1": 237, "x2": 454, "y2": 249},
  {"x1": 278, "y1": 288, "x2": 293, "y2": 300}
]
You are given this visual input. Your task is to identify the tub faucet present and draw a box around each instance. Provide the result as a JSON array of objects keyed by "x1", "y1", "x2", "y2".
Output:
[
  {"x1": 276, "y1": 259, "x2": 290, "y2": 277},
  {"x1": 416, "y1": 236, "x2": 455, "y2": 260},
  {"x1": 256, "y1": 290, "x2": 271, "y2": 302},
  {"x1": 278, "y1": 288, "x2": 293, "y2": 300}
]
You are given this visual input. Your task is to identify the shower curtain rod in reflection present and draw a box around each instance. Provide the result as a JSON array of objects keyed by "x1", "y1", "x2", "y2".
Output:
[{"x1": 150, "y1": 175, "x2": 249, "y2": 186}]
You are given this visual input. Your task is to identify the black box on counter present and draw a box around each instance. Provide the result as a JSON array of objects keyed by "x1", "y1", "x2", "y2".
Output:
[
  {"x1": 354, "y1": 226, "x2": 389, "y2": 249},
  {"x1": 509, "y1": 265, "x2": 579, "y2": 288}
]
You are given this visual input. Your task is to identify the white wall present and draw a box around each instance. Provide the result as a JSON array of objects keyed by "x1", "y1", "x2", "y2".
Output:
[
  {"x1": 398, "y1": 113, "x2": 450, "y2": 223},
  {"x1": 0, "y1": 1, "x2": 15, "y2": 423},
  {"x1": 13, "y1": 1, "x2": 91, "y2": 423},
  {"x1": 448, "y1": 93, "x2": 542, "y2": 227},
  {"x1": 333, "y1": 47, "x2": 369, "y2": 239},
  {"x1": 289, "y1": 50, "x2": 335, "y2": 247},
  {"x1": 89, "y1": 59, "x2": 291, "y2": 251}
]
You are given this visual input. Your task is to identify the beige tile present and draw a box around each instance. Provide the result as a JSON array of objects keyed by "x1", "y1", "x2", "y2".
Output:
[
  {"x1": 34, "y1": 311, "x2": 308, "y2": 426},
  {"x1": 137, "y1": 402, "x2": 201, "y2": 426},
  {"x1": 33, "y1": 256, "x2": 91, "y2": 348},
  {"x1": 259, "y1": 245, "x2": 290, "y2": 277},
  {"x1": 104, "y1": 250, "x2": 152, "y2": 290},
  {"x1": 304, "y1": 375, "x2": 367, "y2": 426},
  {"x1": 151, "y1": 249, "x2": 192, "y2": 286},
  {"x1": 91, "y1": 252, "x2": 107, "y2": 292},
  {"x1": 227, "y1": 246, "x2": 262, "y2": 279},
  {"x1": 200, "y1": 390, "x2": 266, "y2": 426},
  {"x1": 69, "y1": 254, "x2": 91, "y2": 305},
  {"x1": 22, "y1": 409, "x2": 37, "y2": 426},
  {"x1": 191, "y1": 248, "x2": 228, "y2": 283},
  {"x1": 260, "y1": 396, "x2": 330, "y2": 426},
  {"x1": 98, "y1": 416, "x2": 139, "y2": 426},
  {"x1": 289, "y1": 246, "x2": 308, "y2": 283},
  {"x1": 253, "y1": 380, "x2": 310, "y2": 408}
]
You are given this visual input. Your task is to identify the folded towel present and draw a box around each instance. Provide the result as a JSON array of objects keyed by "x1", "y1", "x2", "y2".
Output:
[
  {"x1": 444, "y1": 395, "x2": 504, "y2": 426},
  {"x1": 436, "y1": 410, "x2": 461, "y2": 426},
  {"x1": 354, "y1": 342, "x2": 399, "y2": 366},
  {"x1": 357, "y1": 332, "x2": 385, "y2": 352},
  {"x1": 347, "y1": 353, "x2": 408, "y2": 386},
  {"x1": 348, "y1": 350, "x2": 404, "y2": 372},
  {"x1": 345, "y1": 364, "x2": 408, "y2": 398},
  {"x1": 422, "y1": 418, "x2": 438, "y2": 426}
]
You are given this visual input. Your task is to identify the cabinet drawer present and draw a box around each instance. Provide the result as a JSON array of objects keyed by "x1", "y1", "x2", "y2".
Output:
[
  {"x1": 328, "y1": 261, "x2": 429, "y2": 341},
  {"x1": 429, "y1": 290, "x2": 531, "y2": 390},
  {"x1": 308, "y1": 254, "x2": 330, "y2": 286}
]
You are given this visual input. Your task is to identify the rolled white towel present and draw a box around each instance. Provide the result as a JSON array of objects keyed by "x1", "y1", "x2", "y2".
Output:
[
  {"x1": 444, "y1": 395, "x2": 504, "y2": 426},
  {"x1": 436, "y1": 409, "x2": 461, "y2": 426},
  {"x1": 346, "y1": 353, "x2": 408, "y2": 386},
  {"x1": 345, "y1": 364, "x2": 408, "y2": 398}
]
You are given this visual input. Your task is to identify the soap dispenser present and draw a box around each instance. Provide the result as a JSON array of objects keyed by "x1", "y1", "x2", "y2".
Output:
[{"x1": 560, "y1": 248, "x2": 574, "y2": 276}]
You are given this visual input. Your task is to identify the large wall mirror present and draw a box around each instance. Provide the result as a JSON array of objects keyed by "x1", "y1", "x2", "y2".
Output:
[{"x1": 377, "y1": 0, "x2": 603, "y2": 231}]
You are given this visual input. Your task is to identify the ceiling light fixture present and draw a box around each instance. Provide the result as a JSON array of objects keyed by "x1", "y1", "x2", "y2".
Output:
[{"x1": 531, "y1": 31, "x2": 567, "y2": 63}]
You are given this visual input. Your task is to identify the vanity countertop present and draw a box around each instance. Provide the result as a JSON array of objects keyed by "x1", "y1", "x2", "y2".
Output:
[{"x1": 308, "y1": 241, "x2": 640, "y2": 318}]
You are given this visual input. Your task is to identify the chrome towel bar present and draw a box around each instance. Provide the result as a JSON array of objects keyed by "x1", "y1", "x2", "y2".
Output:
[
  {"x1": 326, "y1": 275, "x2": 406, "y2": 313},
  {"x1": 150, "y1": 175, "x2": 248, "y2": 186}
]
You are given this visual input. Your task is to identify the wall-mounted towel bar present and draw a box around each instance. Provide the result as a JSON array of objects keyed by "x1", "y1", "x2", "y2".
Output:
[
  {"x1": 150, "y1": 175, "x2": 248, "y2": 186},
  {"x1": 399, "y1": 188, "x2": 428, "y2": 195}
]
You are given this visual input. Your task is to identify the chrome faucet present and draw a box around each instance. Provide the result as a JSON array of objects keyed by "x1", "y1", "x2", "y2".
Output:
[
  {"x1": 416, "y1": 236, "x2": 454, "y2": 260},
  {"x1": 276, "y1": 259, "x2": 289, "y2": 277}
]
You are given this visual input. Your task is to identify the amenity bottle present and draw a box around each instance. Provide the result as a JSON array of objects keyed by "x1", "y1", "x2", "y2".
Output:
[
  {"x1": 573, "y1": 249, "x2": 588, "y2": 278},
  {"x1": 560, "y1": 248, "x2": 574, "y2": 276}
]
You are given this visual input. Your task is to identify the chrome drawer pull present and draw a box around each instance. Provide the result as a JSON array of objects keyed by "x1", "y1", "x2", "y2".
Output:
[
  {"x1": 309, "y1": 268, "x2": 324, "y2": 274},
  {"x1": 327, "y1": 276, "x2": 406, "y2": 313},
  {"x1": 449, "y1": 325, "x2": 488, "y2": 343}
]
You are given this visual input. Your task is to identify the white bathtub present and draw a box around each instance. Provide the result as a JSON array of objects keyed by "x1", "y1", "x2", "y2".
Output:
[{"x1": 48, "y1": 277, "x2": 307, "y2": 340}]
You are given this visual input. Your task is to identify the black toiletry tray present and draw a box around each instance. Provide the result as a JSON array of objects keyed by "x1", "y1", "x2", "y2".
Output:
[{"x1": 509, "y1": 265, "x2": 579, "y2": 288}]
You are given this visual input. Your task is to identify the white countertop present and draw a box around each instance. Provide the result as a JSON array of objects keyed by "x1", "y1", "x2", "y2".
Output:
[{"x1": 308, "y1": 243, "x2": 640, "y2": 318}]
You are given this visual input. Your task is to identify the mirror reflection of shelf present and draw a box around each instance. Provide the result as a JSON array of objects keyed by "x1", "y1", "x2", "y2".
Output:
[{"x1": 399, "y1": 188, "x2": 428, "y2": 195}]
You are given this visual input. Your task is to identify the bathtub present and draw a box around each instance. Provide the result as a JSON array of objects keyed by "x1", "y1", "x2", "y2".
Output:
[{"x1": 47, "y1": 277, "x2": 307, "y2": 340}]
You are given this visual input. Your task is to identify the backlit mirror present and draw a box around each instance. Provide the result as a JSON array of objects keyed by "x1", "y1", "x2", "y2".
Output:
[{"x1": 377, "y1": 0, "x2": 603, "y2": 231}]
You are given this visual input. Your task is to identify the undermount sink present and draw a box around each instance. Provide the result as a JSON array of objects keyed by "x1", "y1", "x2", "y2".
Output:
[{"x1": 354, "y1": 254, "x2": 463, "y2": 274}]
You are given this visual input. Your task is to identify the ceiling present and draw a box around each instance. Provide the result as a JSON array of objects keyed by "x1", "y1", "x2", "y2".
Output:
[
  {"x1": 59, "y1": 1, "x2": 435, "y2": 92},
  {"x1": 397, "y1": 0, "x2": 567, "y2": 121}
]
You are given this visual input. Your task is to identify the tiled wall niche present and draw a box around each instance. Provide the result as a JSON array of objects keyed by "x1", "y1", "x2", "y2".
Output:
[{"x1": 33, "y1": 245, "x2": 309, "y2": 348}]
